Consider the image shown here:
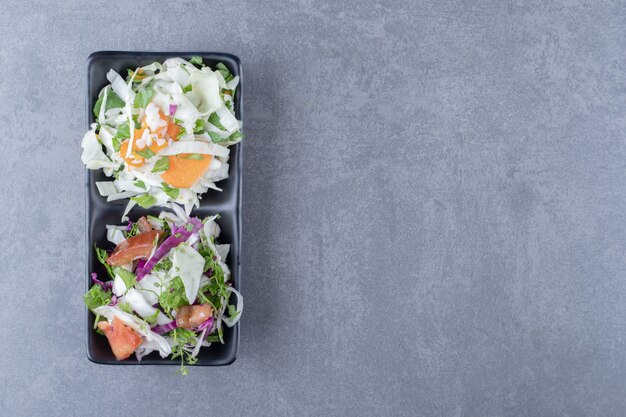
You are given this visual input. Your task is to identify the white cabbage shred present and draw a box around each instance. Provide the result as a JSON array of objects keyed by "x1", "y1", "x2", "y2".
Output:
[
  {"x1": 82, "y1": 58, "x2": 242, "y2": 219},
  {"x1": 88, "y1": 210, "x2": 242, "y2": 368}
]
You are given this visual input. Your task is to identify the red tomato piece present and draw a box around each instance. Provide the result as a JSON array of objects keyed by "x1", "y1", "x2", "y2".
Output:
[
  {"x1": 98, "y1": 317, "x2": 143, "y2": 360},
  {"x1": 106, "y1": 230, "x2": 161, "y2": 266}
]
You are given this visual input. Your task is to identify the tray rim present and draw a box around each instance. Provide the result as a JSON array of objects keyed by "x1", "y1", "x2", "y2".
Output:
[{"x1": 84, "y1": 50, "x2": 243, "y2": 366}]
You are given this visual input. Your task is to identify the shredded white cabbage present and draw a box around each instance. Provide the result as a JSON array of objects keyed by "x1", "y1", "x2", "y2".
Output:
[
  {"x1": 112, "y1": 274, "x2": 127, "y2": 296},
  {"x1": 159, "y1": 141, "x2": 229, "y2": 157},
  {"x1": 106, "y1": 227, "x2": 125, "y2": 245},
  {"x1": 89, "y1": 209, "x2": 241, "y2": 369},
  {"x1": 96, "y1": 181, "x2": 118, "y2": 196},
  {"x1": 172, "y1": 243, "x2": 204, "y2": 304},
  {"x1": 84, "y1": 57, "x2": 242, "y2": 218}
]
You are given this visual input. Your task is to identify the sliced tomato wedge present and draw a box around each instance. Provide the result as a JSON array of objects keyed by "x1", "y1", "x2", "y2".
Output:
[
  {"x1": 106, "y1": 230, "x2": 161, "y2": 266},
  {"x1": 175, "y1": 304, "x2": 213, "y2": 329},
  {"x1": 98, "y1": 317, "x2": 143, "y2": 360}
]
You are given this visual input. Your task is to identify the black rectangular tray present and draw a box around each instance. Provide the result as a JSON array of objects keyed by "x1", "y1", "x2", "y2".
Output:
[{"x1": 86, "y1": 51, "x2": 242, "y2": 366}]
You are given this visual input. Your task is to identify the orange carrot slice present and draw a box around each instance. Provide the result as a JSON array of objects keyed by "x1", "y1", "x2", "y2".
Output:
[{"x1": 160, "y1": 154, "x2": 213, "y2": 189}]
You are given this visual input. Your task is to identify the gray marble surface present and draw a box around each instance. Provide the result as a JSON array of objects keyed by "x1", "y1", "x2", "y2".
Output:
[{"x1": 0, "y1": 1, "x2": 625, "y2": 416}]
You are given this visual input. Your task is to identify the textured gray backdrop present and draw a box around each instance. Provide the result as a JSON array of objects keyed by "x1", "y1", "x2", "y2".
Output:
[{"x1": 0, "y1": 1, "x2": 625, "y2": 416}]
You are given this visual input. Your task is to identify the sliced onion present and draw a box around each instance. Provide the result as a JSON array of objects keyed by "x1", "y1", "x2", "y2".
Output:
[
  {"x1": 195, "y1": 316, "x2": 214, "y2": 332},
  {"x1": 90, "y1": 272, "x2": 112, "y2": 291},
  {"x1": 135, "y1": 218, "x2": 203, "y2": 280},
  {"x1": 151, "y1": 320, "x2": 177, "y2": 335}
]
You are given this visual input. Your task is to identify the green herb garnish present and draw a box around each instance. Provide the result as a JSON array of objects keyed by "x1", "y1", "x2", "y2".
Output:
[
  {"x1": 113, "y1": 267, "x2": 136, "y2": 289},
  {"x1": 207, "y1": 113, "x2": 225, "y2": 131},
  {"x1": 216, "y1": 62, "x2": 234, "y2": 83},
  {"x1": 133, "y1": 83, "x2": 155, "y2": 108},
  {"x1": 84, "y1": 285, "x2": 111, "y2": 312},
  {"x1": 152, "y1": 157, "x2": 170, "y2": 173},
  {"x1": 94, "y1": 244, "x2": 114, "y2": 278},
  {"x1": 134, "y1": 180, "x2": 146, "y2": 190},
  {"x1": 135, "y1": 148, "x2": 156, "y2": 159},
  {"x1": 93, "y1": 88, "x2": 125, "y2": 118},
  {"x1": 158, "y1": 276, "x2": 189, "y2": 314},
  {"x1": 161, "y1": 182, "x2": 180, "y2": 200},
  {"x1": 189, "y1": 56, "x2": 204, "y2": 66},
  {"x1": 169, "y1": 328, "x2": 199, "y2": 375},
  {"x1": 131, "y1": 194, "x2": 157, "y2": 208},
  {"x1": 153, "y1": 257, "x2": 173, "y2": 272}
]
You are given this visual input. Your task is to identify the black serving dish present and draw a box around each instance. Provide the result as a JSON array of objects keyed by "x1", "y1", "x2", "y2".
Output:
[{"x1": 85, "y1": 51, "x2": 242, "y2": 366}]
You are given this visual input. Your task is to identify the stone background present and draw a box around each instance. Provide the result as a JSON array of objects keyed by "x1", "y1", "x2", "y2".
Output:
[{"x1": 1, "y1": 1, "x2": 625, "y2": 416}]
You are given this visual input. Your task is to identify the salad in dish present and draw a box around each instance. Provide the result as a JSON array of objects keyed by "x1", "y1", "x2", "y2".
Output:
[
  {"x1": 84, "y1": 209, "x2": 242, "y2": 374},
  {"x1": 81, "y1": 56, "x2": 242, "y2": 218}
]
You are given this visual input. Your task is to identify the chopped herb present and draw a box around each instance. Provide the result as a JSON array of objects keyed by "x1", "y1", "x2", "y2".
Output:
[
  {"x1": 158, "y1": 276, "x2": 189, "y2": 313},
  {"x1": 199, "y1": 244, "x2": 225, "y2": 280},
  {"x1": 111, "y1": 136, "x2": 122, "y2": 153},
  {"x1": 205, "y1": 333, "x2": 221, "y2": 343},
  {"x1": 210, "y1": 131, "x2": 243, "y2": 144},
  {"x1": 133, "y1": 83, "x2": 155, "y2": 108},
  {"x1": 113, "y1": 165, "x2": 124, "y2": 180},
  {"x1": 118, "y1": 301, "x2": 133, "y2": 314},
  {"x1": 153, "y1": 257, "x2": 173, "y2": 272},
  {"x1": 113, "y1": 123, "x2": 130, "y2": 139},
  {"x1": 84, "y1": 285, "x2": 111, "y2": 312},
  {"x1": 134, "y1": 180, "x2": 146, "y2": 190},
  {"x1": 111, "y1": 123, "x2": 131, "y2": 152},
  {"x1": 207, "y1": 113, "x2": 225, "y2": 131},
  {"x1": 182, "y1": 84, "x2": 193, "y2": 93},
  {"x1": 152, "y1": 157, "x2": 170, "y2": 173},
  {"x1": 114, "y1": 267, "x2": 136, "y2": 289},
  {"x1": 135, "y1": 148, "x2": 155, "y2": 159},
  {"x1": 189, "y1": 56, "x2": 204, "y2": 66},
  {"x1": 228, "y1": 304, "x2": 241, "y2": 321},
  {"x1": 216, "y1": 62, "x2": 234, "y2": 83},
  {"x1": 131, "y1": 194, "x2": 157, "y2": 208},
  {"x1": 94, "y1": 244, "x2": 114, "y2": 278},
  {"x1": 161, "y1": 182, "x2": 180, "y2": 200},
  {"x1": 184, "y1": 223, "x2": 194, "y2": 232},
  {"x1": 169, "y1": 327, "x2": 198, "y2": 375},
  {"x1": 93, "y1": 88, "x2": 125, "y2": 118},
  {"x1": 193, "y1": 119, "x2": 205, "y2": 134},
  {"x1": 145, "y1": 309, "x2": 160, "y2": 325},
  {"x1": 176, "y1": 127, "x2": 187, "y2": 139},
  {"x1": 124, "y1": 222, "x2": 139, "y2": 238}
]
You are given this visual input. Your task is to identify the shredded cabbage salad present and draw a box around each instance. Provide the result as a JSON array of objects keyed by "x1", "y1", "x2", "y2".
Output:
[
  {"x1": 81, "y1": 56, "x2": 242, "y2": 217},
  {"x1": 84, "y1": 210, "x2": 242, "y2": 374}
]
